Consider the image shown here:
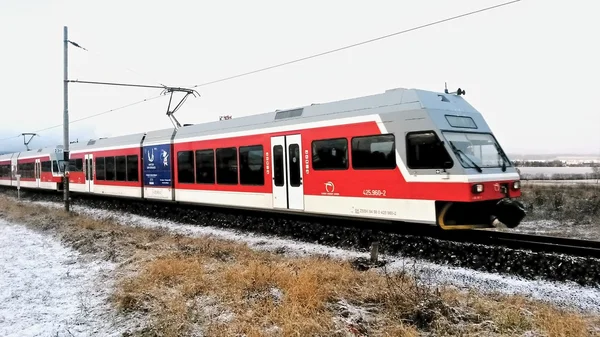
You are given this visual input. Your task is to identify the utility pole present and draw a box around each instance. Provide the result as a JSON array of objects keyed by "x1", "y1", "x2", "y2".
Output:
[{"x1": 63, "y1": 26, "x2": 70, "y2": 212}]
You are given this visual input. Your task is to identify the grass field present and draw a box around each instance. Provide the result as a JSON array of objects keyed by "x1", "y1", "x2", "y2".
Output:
[{"x1": 2, "y1": 195, "x2": 600, "y2": 336}]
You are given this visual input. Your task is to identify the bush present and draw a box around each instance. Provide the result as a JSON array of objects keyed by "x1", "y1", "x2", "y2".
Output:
[{"x1": 519, "y1": 185, "x2": 600, "y2": 224}]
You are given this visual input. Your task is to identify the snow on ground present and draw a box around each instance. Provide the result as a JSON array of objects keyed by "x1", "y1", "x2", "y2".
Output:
[
  {"x1": 503, "y1": 219, "x2": 600, "y2": 241},
  {"x1": 29, "y1": 199, "x2": 600, "y2": 314},
  {"x1": 0, "y1": 219, "x2": 141, "y2": 337}
]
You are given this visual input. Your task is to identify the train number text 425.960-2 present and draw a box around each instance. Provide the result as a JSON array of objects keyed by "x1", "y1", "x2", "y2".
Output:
[{"x1": 363, "y1": 189, "x2": 387, "y2": 197}]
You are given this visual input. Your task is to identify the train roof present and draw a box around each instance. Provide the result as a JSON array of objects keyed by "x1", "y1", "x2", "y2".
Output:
[
  {"x1": 1, "y1": 87, "x2": 483, "y2": 154},
  {"x1": 173, "y1": 87, "x2": 480, "y2": 141}
]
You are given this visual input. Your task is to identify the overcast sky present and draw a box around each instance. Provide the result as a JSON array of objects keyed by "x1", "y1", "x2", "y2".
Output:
[{"x1": 0, "y1": 0, "x2": 598, "y2": 155}]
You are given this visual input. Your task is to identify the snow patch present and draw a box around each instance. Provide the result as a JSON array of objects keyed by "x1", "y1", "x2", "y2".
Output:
[{"x1": 0, "y1": 219, "x2": 141, "y2": 337}]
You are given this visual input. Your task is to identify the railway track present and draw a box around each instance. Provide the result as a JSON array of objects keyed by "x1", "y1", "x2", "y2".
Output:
[
  {"x1": 2, "y1": 186, "x2": 600, "y2": 288},
  {"x1": 444, "y1": 229, "x2": 600, "y2": 259}
]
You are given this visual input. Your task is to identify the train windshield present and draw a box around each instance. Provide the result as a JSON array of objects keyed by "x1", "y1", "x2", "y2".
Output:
[{"x1": 442, "y1": 132, "x2": 511, "y2": 170}]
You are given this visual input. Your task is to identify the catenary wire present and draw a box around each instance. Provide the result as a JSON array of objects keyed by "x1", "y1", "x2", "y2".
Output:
[
  {"x1": 1, "y1": 0, "x2": 521, "y2": 146},
  {"x1": 189, "y1": 0, "x2": 522, "y2": 88},
  {"x1": 0, "y1": 95, "x2": 165, "y2": 145}
]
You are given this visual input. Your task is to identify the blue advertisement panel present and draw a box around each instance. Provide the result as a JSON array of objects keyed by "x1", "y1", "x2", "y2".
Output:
[{"x1": 143, "y1": 144, "x2": 172, "y2": 187}]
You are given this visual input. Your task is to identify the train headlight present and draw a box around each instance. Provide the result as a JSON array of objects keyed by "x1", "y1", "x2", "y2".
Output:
[
  {"x1": 513, "y1": 181, "x2": 521, "y2": 190},
  {"x1": 472, "y1": 184, "x2": 484, "y2": 193}
]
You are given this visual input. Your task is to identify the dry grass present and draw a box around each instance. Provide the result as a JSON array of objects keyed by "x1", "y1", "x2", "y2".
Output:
[
  {"x1": 519, "y1": 184, "x2": 600, "y2": 223},
  {"x1": 1, "y1": 194, "x2": 599, "y2": 336}
]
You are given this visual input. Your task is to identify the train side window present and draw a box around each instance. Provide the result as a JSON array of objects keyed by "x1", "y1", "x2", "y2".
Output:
[
  {"x1": 127, "y1": 155, "x2": 139, "y2": 182},
  {"x1": 115, "y1": 156, "x2": 127, "y2": 181},
  {"x1": 68, "y1": 159, "x2": 83, "y2": 172},
  {"x1": 52, "y1": 160, "x2": 59, "y2": 173},
  {"x1": 351, "y1": 134, "x2": 396, "y2": 170},
  {"x1": 406, "y1": 131, "x2": 453, "y2": 169},
  {"x1": 105, "y1": 156, "x2": 116, "y2": 180},
  {"x1": 239, "y1": 145, "x2": 264, "y2": 186},
  {"x1": 273, "y1": 145, "x2": 284, "y2": 187},
  {"x1": 311, "y1": 138, "x2": 348, "y2": 170},
  {"x1": 0, "y1": 165, "x2": 10, "y2": 178},
  {"x1": 41, "y1": 161, "x2": 52, "y2": 172},
  {"x1": 96, "y1": 157, "x2": 105, "y2": 180},
  {"x1": 177, "y1": 151, "x2": 195, "y2": 184},
  {"x1": 195, "y1": 149, "x2": 215, "y2": 184},
  {"x1": 216, "y1": 147, "x2": 238, "y2": 185}
]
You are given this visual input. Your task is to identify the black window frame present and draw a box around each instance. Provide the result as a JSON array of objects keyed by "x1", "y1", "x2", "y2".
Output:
[
  {"x1": 239, "y1": 145, "x2": 265, "y2": 186},
  {"x1": 126, "y1": 155, "x2": 139, "y2": 182},
  {"x1": 96, "y1": 157, "x2": 105, "y2": 180},
  {"x1": 177, "y1": 150, "x2": 195, "y2": 184},
  {"x1": 195, "y1": 149, "x2": 215, "y2": 184},
  {"x1": 115, "y1": 156, "x2": 127, "y2": 181},
  {"x1": 272, "y1": 145, "x2": 284, "y2": 187},
  {"x1": 311, "y1": 137, "x2": 349, "y2": 171},
  {"x1": 351, "y1": 134, "x2": 397, "y2": 170},
  {"x1": 216, "y1": 147, "x2": 238, "y2": 185},
  {"x1": 405, "y1": 131, "x2": 454, "y2": 170},
  {"x1": 105, "y1": 156, "x2": 116, "y2": 181}
]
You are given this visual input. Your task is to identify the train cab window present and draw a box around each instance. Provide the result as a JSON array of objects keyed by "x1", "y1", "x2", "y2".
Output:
[
  {"x1": 105, "y1": 156, "x2": 116, "y2": 180},
  {"x1": 406, "y1": 131, "x2": 453, "y2": 169},
  {"x1": 311, "y1": 138, "x2": 348, "y2": 170},
  {"x1": 195, "y1": 150, "x2": 215, "y2": 184},
  {"x1": 177, "y1": 151, "x2": 195, "y2": 184},
  {"x1": 96, "y1": 157, "x2": 105, "y2": 180},
  {"x1": 273, "y1": 145, "x2": 284, "y2": 187},
  {"x1": 41, "y1": 161, "x2": 52, "y2": 172},
  {"x1": 216, "y1": 147, "x2": 238, "y2": 185},
  {"x1": 127, "y1": 155, "x2": 139, "y2": 182},
  {"x1": 351, "y1": 134, "x2": 396, "y2": 169},
  {"x1": 115, "y1": 156, "x2": 127, "y2": 181},
  {"x1": 239, "y1": 145, "x2": 264, "y2": 186}
]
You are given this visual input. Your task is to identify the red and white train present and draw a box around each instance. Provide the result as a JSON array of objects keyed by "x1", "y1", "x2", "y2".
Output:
[{"x1": 0, "y1": 87, "x2": 525, "y2": 229}]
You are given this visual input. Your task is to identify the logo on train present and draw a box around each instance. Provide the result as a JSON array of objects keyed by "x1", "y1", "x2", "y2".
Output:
[
  {"x1": 325, "y1": 181, "x2": 334, "y2": 193},
  {"x1": 494, "y1": 183, "x2": 500, "y2": 192},
  {"x1": 322, "y1": 181, "x2": 339, "y2": 196},
  {"x1": 161, "y1": 150, "x2": 169, "y2": 167}
]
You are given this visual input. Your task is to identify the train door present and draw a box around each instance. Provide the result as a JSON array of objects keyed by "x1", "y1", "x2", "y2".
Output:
[
  {"x1": 85, "y1": 154, "x2": 94, "y2": 192},
  {"x1": 270, "y1": 134, "x2": 304, "y2": 210},
  {"x1": 35, "y1": 159, "x2": 41, "y2": 187}
]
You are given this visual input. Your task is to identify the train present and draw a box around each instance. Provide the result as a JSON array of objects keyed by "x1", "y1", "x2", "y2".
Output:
[{"x1": 0, "y1": 87, "x2": 526, "y2": 230}]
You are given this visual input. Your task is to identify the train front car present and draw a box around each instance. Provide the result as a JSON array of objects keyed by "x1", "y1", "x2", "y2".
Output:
[{"x1": 386, "y1": 88, "x2": 525, "y2": 229}]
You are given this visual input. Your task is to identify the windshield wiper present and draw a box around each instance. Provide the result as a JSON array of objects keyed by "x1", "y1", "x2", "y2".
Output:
[
  {"x1": 493, "y1": 143, "x2": 507, "y2": 172},
  {"x1": 448, "y1": 141, "x2": 482, "y2": 173}
]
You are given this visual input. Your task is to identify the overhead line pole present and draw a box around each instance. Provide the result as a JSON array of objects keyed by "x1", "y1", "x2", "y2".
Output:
[{"x1": 64, "y1": 26, "x2": 70, "y2": 212}]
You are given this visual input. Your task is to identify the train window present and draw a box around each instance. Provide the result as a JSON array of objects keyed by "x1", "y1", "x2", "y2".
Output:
[
  {"x1": 216, "y1": 147, "x2": 238, "y2": 185},
  {"x1": 17, "y1": 163, "x2": 35, "y2": 179},
  {"x1": 52, "y1": 161, "x2": 59, "y2": 173},
  {"x1": 195, "y1": 149, "x2": 215, "y2": 184},
  {"x1": 445, "y1": 115, "x2": 477, "y2": 129},
  {"x1": 68, "y1": 159, "x2": 83, "y2": 172},
  {"x1": 351, "y1": 134, "x2": 396, "y2": 170},
  {"x1": 115, "y1": 156, "x2": 127, "y2": 181},
  {"x1": 96, "y1": 157, "x2": 105, "y2": 180},
  {"x1": 177, "y1": 151, "x2": 195, "y2": 184},
  {"x1": 41, "y1": 161, "x2": 52, "y2": 172},
  {"x1": 288, "y1": 144, "x2": 301, "y2": 187},
  {"x1": 311, "y1": 138, "x2": 348, "y2": 170},
  {"x1": 273, "y1": 145, "x2": 284, "y2": 187},
  {"x1": 406, "y1": 131, "x2": 453, "y2": 169},
  {"x1": 127, "y1": 155, "x2": 138, "y2": 182},
  {"x1": 0, "y1": 164, "x2": 10, "y2": 178},
  {"x1": 105, "y1": 156, "x2": 116, "y2": 180},
  {"x1": 239, "y1": 145, "x2": 264, "y2": 186}
]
